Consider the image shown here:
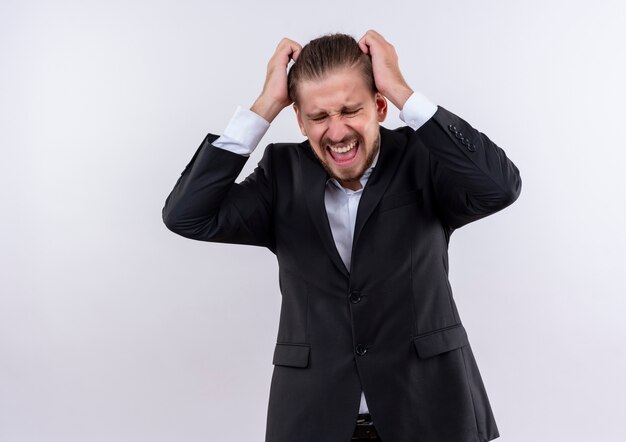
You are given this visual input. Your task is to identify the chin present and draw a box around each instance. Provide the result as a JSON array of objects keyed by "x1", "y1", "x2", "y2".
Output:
[
  {"x1": 336, "y1": 167, "x2": 362, "y2": 181},
  {"x1": 333, "y1": 166, "x2": 367, "y2": 184}
]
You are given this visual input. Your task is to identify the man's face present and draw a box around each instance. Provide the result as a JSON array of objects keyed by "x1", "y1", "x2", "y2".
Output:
[{"x1": 294, "y1": 68, "x2": 388, "y2": 190}]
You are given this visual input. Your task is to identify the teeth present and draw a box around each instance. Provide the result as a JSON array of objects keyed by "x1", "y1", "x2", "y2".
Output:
[{"x1": 328, "y1": 140, "x2": 357, "y2": 153}]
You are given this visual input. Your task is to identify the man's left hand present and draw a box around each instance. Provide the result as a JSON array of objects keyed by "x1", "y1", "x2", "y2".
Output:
[{"x1": 358, "y1": 30, "x2": 414, "y2": 110}]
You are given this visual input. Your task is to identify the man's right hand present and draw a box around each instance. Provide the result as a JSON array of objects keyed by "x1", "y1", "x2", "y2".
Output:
[{"x1": 251, "y1": 38, "x2": 302, "y2": 123}]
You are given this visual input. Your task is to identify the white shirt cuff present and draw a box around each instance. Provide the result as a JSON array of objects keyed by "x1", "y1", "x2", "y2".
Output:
[
  {"x1": 399, "y1": 91, "x2": 438, "y2": 131},
  {"x1": 212, "y1": 106, "x2": 271, "y2": 156}
]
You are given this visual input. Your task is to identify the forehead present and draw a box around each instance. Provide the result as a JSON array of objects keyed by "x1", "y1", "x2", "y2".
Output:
[{"x1": 297, "y1": 68, "x2": 373, "y2": 112}]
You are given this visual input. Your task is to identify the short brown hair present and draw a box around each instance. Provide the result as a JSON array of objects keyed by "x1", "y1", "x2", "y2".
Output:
[{"x1": 287, "y1": 33, "x2": 376, "y2": 104}]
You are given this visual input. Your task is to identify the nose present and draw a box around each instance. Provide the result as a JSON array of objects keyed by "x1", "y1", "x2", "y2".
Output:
[{"x1": 325, "y1": 115, "x2": 351, "y2": 144}]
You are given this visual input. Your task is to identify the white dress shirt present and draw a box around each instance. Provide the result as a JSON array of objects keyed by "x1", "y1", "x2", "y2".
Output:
[{"x1": 212, "y1": 91, "x2": 437, "y2": 414}]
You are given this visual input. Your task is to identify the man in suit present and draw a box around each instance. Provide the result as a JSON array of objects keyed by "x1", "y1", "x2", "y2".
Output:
[{"x1": 162, "y1": 30, "x2": 521, "y2": 441}]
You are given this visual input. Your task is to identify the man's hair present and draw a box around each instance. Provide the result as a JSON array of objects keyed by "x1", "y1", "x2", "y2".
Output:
[{"x1": 287, "y1": 33, "x2": 376, "y2": 105}]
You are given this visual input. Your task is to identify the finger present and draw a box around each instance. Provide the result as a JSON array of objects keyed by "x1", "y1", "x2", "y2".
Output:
[
  {"x1": 269, "y1": 40, "x2": 299, "y2": 69},
  {"x1": 290, "y1": 43, "x2": 303, "y2": 62},
  {"x1": 359, "y1": 29, "x2": 389, "y2": 53},
  {"x1": 358, "y1": 37, "x2": 370, "y2": 54},
  {"x1": 358, "y1": 31, "x2": 383, "y2": 55},
  {"x1": 365, "y1": 29, "x2": 383, "y2": 40},
  {"x1": 277, "y1": 37, "x2": 298, "y2": 49},
  {"x1": 358, "y1": 31, "x2": 376, "y2": 55},
  {"x1": 278, "y1": 38, "x2": 302, "y2": 61}
]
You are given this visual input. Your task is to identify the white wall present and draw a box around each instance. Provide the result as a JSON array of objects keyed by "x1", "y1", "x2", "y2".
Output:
[{"x1": 2, "y1": 0, "x2": 625, "y2": 440}]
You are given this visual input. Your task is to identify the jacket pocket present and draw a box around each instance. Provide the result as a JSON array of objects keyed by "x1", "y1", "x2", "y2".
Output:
[
  {"x1": 413, "y1": 323, "x2": 469, "y2": 358},
  {"x1": 272, "y1": 343, "x2": 311, "y2": 368},
  {"x1": 378, "y1": 189, "x2": 423, "y2": 212}
]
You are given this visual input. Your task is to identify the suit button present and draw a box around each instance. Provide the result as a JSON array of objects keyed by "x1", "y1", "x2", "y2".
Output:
[
  {"x1": 455, "y1": 132, "x2": 464, "y2": 140},
  {"x1": 355, "y1": 344, "x2": 367, "y2": 356},
  {"x1": 467, "y1": 143, "x2": 477, "y2": 152},
  {"x1": 462, "y1": 138, "x2": 470, "y2": 146},
  {"x1": 349, "y1": 292, "x2": 361, "y2": 303},
  {"x1": 448, "y1": 124, "x2": 457, "y2": 132}
]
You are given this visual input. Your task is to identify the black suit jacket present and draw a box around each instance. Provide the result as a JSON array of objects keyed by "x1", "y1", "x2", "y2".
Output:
[{"x1": 162, "y1": 105, "x2": 521, "y2": 442}]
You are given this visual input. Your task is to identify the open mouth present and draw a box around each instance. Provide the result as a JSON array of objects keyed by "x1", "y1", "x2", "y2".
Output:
[{"x1": 327, "y1": 139, "x2": 359, "y2": 166}]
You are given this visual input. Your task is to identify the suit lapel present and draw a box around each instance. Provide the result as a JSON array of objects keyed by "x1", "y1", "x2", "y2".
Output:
[
  {"x1": 300, "y1": 142, "x2": 350, "y2": 277},
  {"x1": 299, "y1": 126, "x2": 407, "y2": 277},
  {"x1": 351, "y1": 127, "x2": 407, "y2": 264}
]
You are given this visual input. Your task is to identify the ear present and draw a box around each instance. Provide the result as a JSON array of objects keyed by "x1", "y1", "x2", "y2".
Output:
[
  {"x1": 293, "y1": 104, "x2": 307, "y2": 136},
  {"x1": 375, "y1": 93, "x2": 388, "y2": 122}
]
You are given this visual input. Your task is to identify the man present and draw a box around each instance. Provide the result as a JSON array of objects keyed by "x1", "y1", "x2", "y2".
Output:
[{"x1": 162, "y1": 30, "x2": 521, "y2": 442}]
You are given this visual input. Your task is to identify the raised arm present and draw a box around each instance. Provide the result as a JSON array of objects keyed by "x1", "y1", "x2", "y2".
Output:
[
  {"x1": 162, "y1": 38, "x2": 302, "y2": 250},
  {"x1": 359, "y1": 29, "x2": 521, "y2": 229}
]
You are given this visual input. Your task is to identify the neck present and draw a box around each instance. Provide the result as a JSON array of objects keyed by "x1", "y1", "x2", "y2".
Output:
[{"x1": 339, "y1": 180, "x2": 363, "y2": 191}]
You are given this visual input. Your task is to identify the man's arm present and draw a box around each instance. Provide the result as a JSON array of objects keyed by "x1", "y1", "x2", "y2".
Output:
[
  {"x1": 162, "y1": 39, "x2": 302, "y2": 249},
  {"x1": 359, "y1": 30, "x2": 521, "y2": 229},
  {"x1": 161, "y1": 134, "x2": 275, "y2": 249},
  {"x1": 417, "y1": 106, "x2": 522, "y2": 229}
]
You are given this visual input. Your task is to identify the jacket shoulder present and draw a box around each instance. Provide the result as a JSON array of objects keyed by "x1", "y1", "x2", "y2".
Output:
[{"x1": 261, "y1": 139, "x2": 316, "y2": 165}]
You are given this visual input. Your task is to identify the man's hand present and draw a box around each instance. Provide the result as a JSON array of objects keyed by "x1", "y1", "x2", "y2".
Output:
[
  {"x1": 251, "y1": 38, "x2": 302, "y2": 123},
  {"x1": 358, "y1": 30, "x2": 414, "y2": 110}
]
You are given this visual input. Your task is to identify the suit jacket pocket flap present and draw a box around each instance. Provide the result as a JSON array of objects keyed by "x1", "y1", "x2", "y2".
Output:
[
  {"x1": 272, "y1": 343, "x2": 311, "y2": 368},
  {"x1": 378, "y1": 189, "x2": 423, "y2": 212},
  {"x1": 413, "y1": 324, "x2": 469, "y2": 358}
]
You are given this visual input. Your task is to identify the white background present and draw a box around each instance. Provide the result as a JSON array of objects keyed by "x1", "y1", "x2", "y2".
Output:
[{"x1": 2, "y1": 0, "x2": 625, "y2": 441}]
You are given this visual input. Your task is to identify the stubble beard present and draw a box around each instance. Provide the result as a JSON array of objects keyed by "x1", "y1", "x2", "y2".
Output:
[{"x1": 312, "y1": 133, "x2": 381, "y2": 188}]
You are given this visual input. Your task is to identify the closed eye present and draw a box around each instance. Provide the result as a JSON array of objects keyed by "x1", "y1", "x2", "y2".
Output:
[
  {"x1": 308, "y1": 108, "x2": 362, "y2": 122},
  {"x1": 343, "y1": 109, "x2": 360, "y2": 117}
]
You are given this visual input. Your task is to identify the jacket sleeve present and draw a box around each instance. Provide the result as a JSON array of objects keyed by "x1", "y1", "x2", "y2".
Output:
[
  {"x1": 162, "y1": 133, "x2": 275, "y2": 252},
  {"x1": 416, "y1": 105, "x2": 522, "y2": 230}
]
